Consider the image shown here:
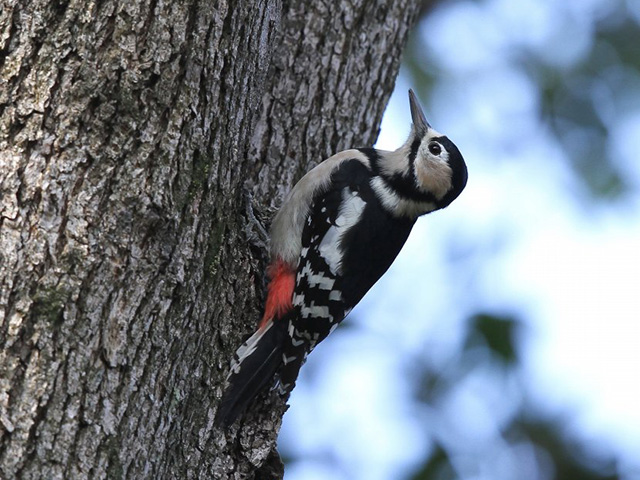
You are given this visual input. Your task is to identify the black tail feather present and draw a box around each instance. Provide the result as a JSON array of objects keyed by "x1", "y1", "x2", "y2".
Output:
[{"x1": 215, "y1": 320, "x2": 287, "y2": 427}]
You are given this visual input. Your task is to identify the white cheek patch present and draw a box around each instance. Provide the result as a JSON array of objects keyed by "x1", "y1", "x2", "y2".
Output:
[
  {"x1": 415, "y1": 150, "x2": 453, "y2": 200},
  {"x1": 318, "y1": 188, "x2": 366, "y2": 275}
]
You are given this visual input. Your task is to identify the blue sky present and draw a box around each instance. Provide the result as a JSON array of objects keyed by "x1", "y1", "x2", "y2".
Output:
[{"x1": 280, "y1": 1, "x2": 640, "y2": 478}]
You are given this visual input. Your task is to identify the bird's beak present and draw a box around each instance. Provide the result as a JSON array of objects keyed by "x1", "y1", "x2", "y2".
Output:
[{"x1": 408, "y1": 89, "x2": 431, "y2": 136}]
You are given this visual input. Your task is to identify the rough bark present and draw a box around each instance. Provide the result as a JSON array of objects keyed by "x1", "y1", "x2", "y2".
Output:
[{"x1": 0, "y1": 0, "x2": 420, "y2": 478}]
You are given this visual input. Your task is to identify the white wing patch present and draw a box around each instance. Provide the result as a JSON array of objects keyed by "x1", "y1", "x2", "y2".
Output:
[
  {"x1": 318, "y1": 226, "x2": 342, "y2": 274},
  {"x1": 269, "y1": 150, "x2": 371, "y2": 266},
  {"x1": 318, "y1": 187, "x2": 366, "y2": 275}
]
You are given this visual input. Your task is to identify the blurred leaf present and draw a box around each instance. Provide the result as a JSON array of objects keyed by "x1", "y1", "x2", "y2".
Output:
[
  {"x1": 508, "y1": 416, "x2": 621, "y2": 480},
  {"x1": 534, "y1": 13, "x2": 640, "y2": 203},
  {"x1": 465, "y1": 313, "x2": 520, "y2": 364},
  {"x1": 413, "y1": 364, "x2": 447, "y2": 406},
  {"x1": 599, "y1": 17, "x2": 640, "y2": 72},
  {"x1": 408, "y1": 1, "x2": 640, "y2": 204},
  {"x1": 410, "y1": 444, "x2": 456, "y2": 480}
]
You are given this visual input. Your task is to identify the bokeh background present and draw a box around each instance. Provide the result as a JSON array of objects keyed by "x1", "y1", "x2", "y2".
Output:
[{"x1": 278, "y1": 0, "x2": 640, "y2": 478}]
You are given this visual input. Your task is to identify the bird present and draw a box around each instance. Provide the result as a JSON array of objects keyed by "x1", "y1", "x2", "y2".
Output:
[{"x1": 216, "y1": 89, "x2": 468, "y2": 426}]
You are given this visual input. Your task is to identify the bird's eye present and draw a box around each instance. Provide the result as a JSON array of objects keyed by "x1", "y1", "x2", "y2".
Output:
[{"x1": 428, "y1": 142, "x2": 442, "y2": 156}]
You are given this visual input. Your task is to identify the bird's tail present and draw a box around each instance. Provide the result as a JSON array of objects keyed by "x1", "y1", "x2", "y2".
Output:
[{"x1": 215, "y1": 319, "x2": 287, "y2": 426}]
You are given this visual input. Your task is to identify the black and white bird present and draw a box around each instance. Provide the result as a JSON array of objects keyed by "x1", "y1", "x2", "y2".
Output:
[{"x1": 216, "y1": 89, "x2": 468, "y2": 426}]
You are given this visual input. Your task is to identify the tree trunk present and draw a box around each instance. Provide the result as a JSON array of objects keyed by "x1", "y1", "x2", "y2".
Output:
[{"x1": 0, "y1": 0, "x2": 420, "y2": 478}]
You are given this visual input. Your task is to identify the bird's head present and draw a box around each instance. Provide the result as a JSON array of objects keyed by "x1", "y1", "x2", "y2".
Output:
[{"x1": 407, "y1": 89, "x2": 468, "y2": 209}]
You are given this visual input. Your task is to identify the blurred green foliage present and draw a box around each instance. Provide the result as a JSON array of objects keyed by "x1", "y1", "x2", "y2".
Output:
[
  {"x1": 280, "y1": 2, "x2": 640, "y2": 479},
  {"x1": 406, "y1": 0, "x2": 640, "y2": 204},
  {"x1": 409, "y1": 313, "x2": 623, "y2": 480},
  {"x1": 412, "y1": 444, "x2": 456, "y2": 480},
  {"x1": 465, "y1": 313, "x2": 519, "y2": 364},
  {"x1": 401, "y1": 3, "x2": 639, "y2": 477}
]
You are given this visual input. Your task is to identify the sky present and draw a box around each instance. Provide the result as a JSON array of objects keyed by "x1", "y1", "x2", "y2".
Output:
[{"x1": 279, "y1": 0, "x2": 640, "y2": 479}]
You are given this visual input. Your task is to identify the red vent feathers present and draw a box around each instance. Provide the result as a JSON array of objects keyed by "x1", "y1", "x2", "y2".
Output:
[{"x1": 259, "y1": 259, "x2": 295, "y2": 329}]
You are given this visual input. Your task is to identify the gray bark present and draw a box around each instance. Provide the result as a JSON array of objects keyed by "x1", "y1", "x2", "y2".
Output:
[{"x1": 0, "y1": 0, "x2": 420, "y2": 478}]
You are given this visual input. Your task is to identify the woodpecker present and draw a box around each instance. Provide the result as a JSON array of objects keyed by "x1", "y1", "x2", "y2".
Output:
[{"x1": 216, "y1": 89, "x2": 467, "y2": 426}]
